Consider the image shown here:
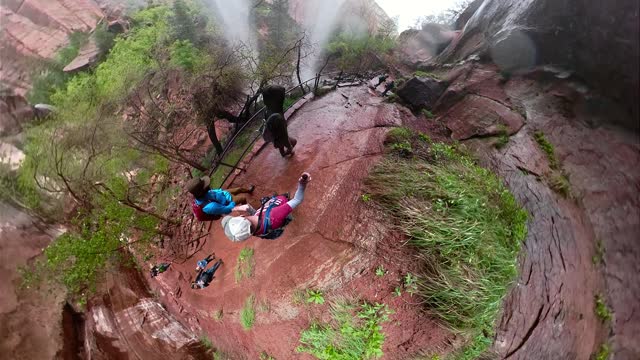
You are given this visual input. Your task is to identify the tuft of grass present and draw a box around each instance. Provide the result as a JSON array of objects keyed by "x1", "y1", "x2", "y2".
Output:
[
  {"x1": 592, "y1": 343, "x2": 610, "y2": 360},
  {"x1": 422, "y1": 109, "x2": 435, "y2": 119},
  {"x1": 260, "y1": 351, "x2": 276, "y2": 360},
  {"x1": 292, "y1": 288, "x2": 306, "y2": 305},
  {"x1": 284, "y1": 94, "x2": 302, "y2": 110},
  {"x1": 534, "y1": 131, "x2": 559, "y2": 169},
  {"x1": 297, "y1": 300, "x2": 391, "y2": 359},
  {"x1": 414, "y1": 70, "x2": 440, "y2": 80},
  {"x1": 393, "y1": 287, "x2": 402, "y2": 297},
  {"x1": 200, "y1": 335, "x2": 213, "y2": 350},
  {"x1": 549, "y1": 172, "x2": 572, "y2": 198},
  {"x1": 306, "y1": 289, "x2": 325, "y2": 305},
  {"x1": 418, "y1": 132, "x2": 432, "y2": 143},
  {"x1": 594, "y1": 294, "x2": 612, "y2": 322},
  {"x1": 592, "y1": 239, "x2": 605, "y2": 266},
  {"x1": 235, "y1": 247, "x2": 255, "y2": 283},
  {"x1": 375, "y1": 265, "x2": 386, "y2": 277},
  {"x1": 365, "y1": 131, "x2": 528, "y2": 359},
  {"x1": 361, "y1": 193, "x2": 372, "y2": 202},
  {"x1": 494, "y1": 126, "x2": 510, "y2": 149},
  {"x1": 258, "y1": 299, "x2": 271, "y2": 313},
  {"x1": 403, "y1": 273, "x2": 418, "y2": 296},
  {"x1": 240, "y1": 294, "x2": 256, "y2": 330},
  {"x1": 534, "y1": 131, "x2": 573, "y2": 197},
  {"x1": 390, "y1": 141, "x2": 413, "y2": 157},
  {"x1": 386, "y1": 127, "x2": 412, "y2": 144},
  {"x1": 213, "y1": 350, "x2": 232, "y2": 360},
  {"x1": 212, "y1": 309, "x2": 223, "y2": 321}
]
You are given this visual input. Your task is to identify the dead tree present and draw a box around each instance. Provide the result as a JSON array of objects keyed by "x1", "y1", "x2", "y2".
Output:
[{"x1": 126, "y1": 72, "x2": 209, "y2": 171}]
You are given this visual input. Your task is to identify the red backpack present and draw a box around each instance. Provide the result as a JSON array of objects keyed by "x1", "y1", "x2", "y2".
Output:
[{"x1": 192, "y1": 201, "x2": 222, "y2": 221}]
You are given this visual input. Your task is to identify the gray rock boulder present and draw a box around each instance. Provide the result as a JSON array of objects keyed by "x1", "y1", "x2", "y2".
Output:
[
  {"x1": 435, "y1": 0, "x2": 639, "y2": 126},
  {"x1": 396, "y1": 77, "x2": 447, "y2": 110}
]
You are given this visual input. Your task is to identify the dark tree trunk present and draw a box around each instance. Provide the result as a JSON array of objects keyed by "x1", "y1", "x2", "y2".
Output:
[
  {"x1": 206, "y1": 120, "x2": 224, "y2": 156},
  {"x1": 296, "y1": 42, "x2": 305, "y2": 95}
]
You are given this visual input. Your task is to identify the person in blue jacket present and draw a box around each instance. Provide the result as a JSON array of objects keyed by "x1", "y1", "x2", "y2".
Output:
[{"x1": 187, "y1": 176, "x2": 254, "y2": 221}]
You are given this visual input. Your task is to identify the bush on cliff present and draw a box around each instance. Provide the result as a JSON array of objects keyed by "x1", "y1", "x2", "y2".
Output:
[{"x1": 366, "y1": 129, "x2": 527, "y2": 359}]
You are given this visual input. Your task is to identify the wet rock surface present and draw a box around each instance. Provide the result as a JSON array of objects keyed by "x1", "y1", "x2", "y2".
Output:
[
  {"x1": 437, "y1": 63, "x2": 639, "y2": 359},
  {"x1": 84, "y1": 261, "x2": 204, "y2": 359},
  {"x1": 436, "y1": 0, "x2": 640, "y2": 127},
  {"x1": 0, "y1": 202, "x2": 67, "y2": 359},
  {"x1": 441, "y1": 94, "x2": 524, "y2": 140},
  {"x1": 146, "y1": 87, "x2": 453, "y2": 359}
]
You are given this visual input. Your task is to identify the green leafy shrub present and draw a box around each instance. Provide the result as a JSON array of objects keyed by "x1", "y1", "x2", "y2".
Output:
[
  {"x1": 170, "y1": 39, "x2": 206, "y2": 71},
  {"x1": 306, "y1": 289, "x2": 325, "y2": 305},
  {"x1": 375, "y1": 266, "x2": 386, "y2": 277},
  {"x1": 327, "y1": 33, "x2": 395, "y2": 73},
  {"x1": 297, "y1": 301, "x2": 391, "y2": 359},
  {"x1": 28, "y1": 32, "x2": 89, "y2": 104}
]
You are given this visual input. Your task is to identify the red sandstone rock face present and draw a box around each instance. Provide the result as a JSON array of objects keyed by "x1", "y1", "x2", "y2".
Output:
[
  {"x1": 288, "y1": 0, "x2": 390, "y2": 33},
  {"x1": 434, "y1": 62, "x2": 640, "y2": 360},
  {"x1": 0, "y1": 0, "x2": 104, "y2": 96},
  {"x1": 442, "y1": 94, "x2": 524, "y2": 140}
]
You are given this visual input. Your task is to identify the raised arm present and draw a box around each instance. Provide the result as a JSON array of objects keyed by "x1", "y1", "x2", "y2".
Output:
[{"x1": 287, "y1": 172, "x2": 310, "y2": 209}]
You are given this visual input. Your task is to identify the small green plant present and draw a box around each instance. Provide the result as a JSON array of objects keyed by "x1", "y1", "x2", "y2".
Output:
[
  {"x1": 499, "y1": 71, "x2": 511, "y2": 82},
  {"x1": 592, "y1": 343, "x2": 610, "y2": 360},
  {"x1": 361, "y1": 193, "x2": 372, "y2": 202},
  {"x1": 592, "y1": 240, "x2": 605, "y2": 265},
  {"x1": 534, "y1": 131, "x2": 558, "y2": 169},
  {"x1": 306, "y1": 289, "x2": 325, "y2": 305},
  {"x1": 393, "y1": 287, "x2": 402, "y2": 297},
  {"x1": 260, "y1": 351, "x2": 276, "y2": 360},
  {"x1": 494, "y1": 133, "x2": 510, "y2": 149},
  {"x1": 375, "y1": 265, "x2": 386, "y2": 277},
  {"x1": 200, "y1": 335, "x2": 213, "y2": 350},
  {"x1": 418, "y1": 132, "x2": 432, "y2": 143},
  {"x1": 390, "y1": 141, "x2": 413, "y2": 157},
  {"x1": 494, "y1": 126, "x2": 510, "y2": 149},
  {"x1": 594, "y1": 294, "x2": 612, "y2": 322},
  {"x1": 297, "y1": 301, "x2": 391, "y2": 359},
  {"x1": 240, "y1": 294, "x2": 256, "y2": 330},
  {"x1": 403, "y1": 273, "x2": 418, "y2": 295},
  {"x1": 235, "y1": 247, "x2": 255, "y2": 283},
  {"x1": 422, "y1": 109, "x2": 435, "y2": 119}
]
